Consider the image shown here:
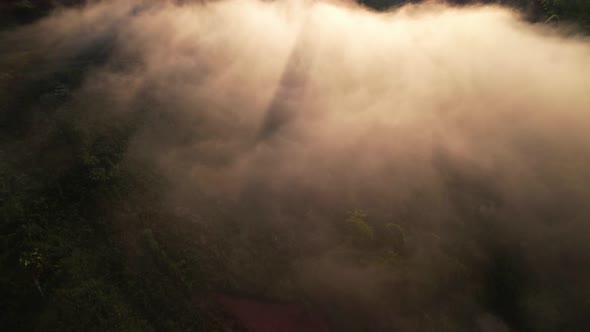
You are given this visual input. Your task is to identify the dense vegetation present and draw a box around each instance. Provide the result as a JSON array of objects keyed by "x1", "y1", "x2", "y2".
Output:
[
  {"x1": 360, "y1": 0, "x2": 590, "y2": 26},
  {"x1": 1, "y1": 1, "x2": 590, "y2": 331}
]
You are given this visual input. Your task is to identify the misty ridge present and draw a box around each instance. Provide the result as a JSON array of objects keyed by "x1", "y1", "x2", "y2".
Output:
[{"x1": 2, "y1": 0, "x2": 590, "y2": 331}]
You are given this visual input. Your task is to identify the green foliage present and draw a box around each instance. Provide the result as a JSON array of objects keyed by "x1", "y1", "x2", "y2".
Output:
[
  {"x1": 383, "y1": 222, "x2": 405, "y2": 250},
  {"x1": 42, "y1": 278, "x2": 152, "y2": 332},
  {"x1": 344, "y1": 209, "x2": 374, "y2": 247},
  {"x1": 0, "y1": 39, "x2": 223, "y2": 330},
  {"x1": 542, "y1": 0, "x2": 590, "y2": 29},
  {"x1": 18, "y1": 248, "x2": 45, "y2": 287}
]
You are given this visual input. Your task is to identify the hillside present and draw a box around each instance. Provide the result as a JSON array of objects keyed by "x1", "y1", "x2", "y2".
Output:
[{"x1": 2, "y1": 1, "x2": 590, "y2": 331}]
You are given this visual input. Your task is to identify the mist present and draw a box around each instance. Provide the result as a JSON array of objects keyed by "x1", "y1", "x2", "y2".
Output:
[{"x1": 3, "y1": 0, "x2": 590, "y2": 331}]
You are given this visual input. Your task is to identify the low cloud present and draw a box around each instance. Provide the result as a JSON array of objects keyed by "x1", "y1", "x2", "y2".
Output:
[{"x1": 5, "y1": 0, "x2": 590, "y2": 330}]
